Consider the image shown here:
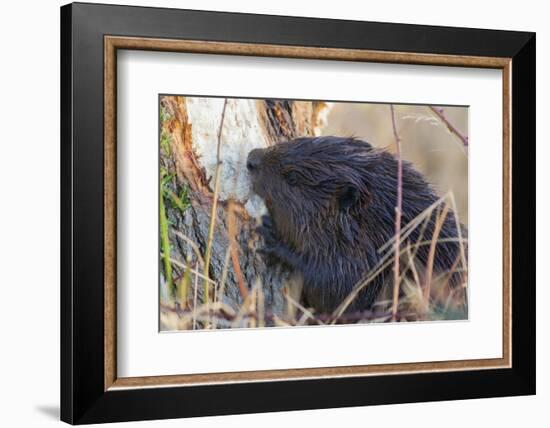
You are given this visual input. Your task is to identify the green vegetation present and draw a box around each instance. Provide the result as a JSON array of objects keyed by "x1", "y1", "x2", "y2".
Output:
[
  {"x1": 160, "y1": 105, "x2": 172, "y2": 156},
  {"x1": 160, "y1": 130, "x2": 171, "y2": 156},
  {"x1": 166, "y1": 185, "x2": 190, "y2": 213},
  {"x1": 159, "y1": 168, "x2": 173, "y2": 297},
  {"x1": 160, "y1": 163, "x2": 191, "y2": 300}
]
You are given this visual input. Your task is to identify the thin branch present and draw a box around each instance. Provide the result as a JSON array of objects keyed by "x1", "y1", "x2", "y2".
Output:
[
  {"x1": 428, "y1": 106, "x2": 468, "y2": 147},
  {"x1": 212, "y1": 247, "x2": 232, "y2": 329},
  {"x1": 203, "y1": 99, "x2": 228, "y2": 304},
  {"x1": 163, "y1": 254, "x2": 216, "y2": 284},
  {"x1": 227, "y1": 200, "x2": 248, "y2": 300},
  {"x1": 390, "y1": 104, "x2": 403, "y2": 322},
  {"x1": 193, "y1": 261, "x2": 199, "y2": 329},
  {"x1": 448, "y1": 192, "x2": 468, "y2": 275},
  {"x1": 423, "y1": 203, "x2": 450, "y2": 304}
]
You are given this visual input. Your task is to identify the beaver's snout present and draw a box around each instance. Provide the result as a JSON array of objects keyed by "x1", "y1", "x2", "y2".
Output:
[{"x1": 247, "y1": 148, "x2": 265, "y2": 173}]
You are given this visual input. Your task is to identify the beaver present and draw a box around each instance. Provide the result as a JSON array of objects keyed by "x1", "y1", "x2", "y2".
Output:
[{"x1": 247, "y1": 136, "x2": 467, "y2": 314}]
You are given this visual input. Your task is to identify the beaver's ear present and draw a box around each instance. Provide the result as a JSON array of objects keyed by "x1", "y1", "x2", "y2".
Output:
[{"x1": 337, "y1": 184, "x2": 359, "y2": 210}]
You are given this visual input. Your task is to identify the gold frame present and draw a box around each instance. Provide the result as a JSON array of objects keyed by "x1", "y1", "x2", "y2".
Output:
[{"x1": 104, "y1": 35, "x2": 512, "y2": 391}]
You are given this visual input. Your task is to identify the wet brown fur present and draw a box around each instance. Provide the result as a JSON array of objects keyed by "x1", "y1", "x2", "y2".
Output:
[{"x1": 247, "y1": 136, "x2": 467, "y2": 314}]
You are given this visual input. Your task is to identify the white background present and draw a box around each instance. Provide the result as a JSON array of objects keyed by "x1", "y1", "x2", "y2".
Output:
[
  {"x1": 0, "y1": 0, "x2": 546, "y2": 427},
  {"x1": 118, "y1": 51, "x2": 502, "y2": 377}
]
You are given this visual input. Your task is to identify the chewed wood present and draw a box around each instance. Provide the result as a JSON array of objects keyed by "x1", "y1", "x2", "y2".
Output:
[{"x1": 104, "y1": 35, "x2": 512, "y2": 391}]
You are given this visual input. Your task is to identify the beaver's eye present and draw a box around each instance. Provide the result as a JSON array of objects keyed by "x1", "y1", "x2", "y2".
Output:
[{"x1": 286, "y1": 171, "x2": 299, "y2": 186}]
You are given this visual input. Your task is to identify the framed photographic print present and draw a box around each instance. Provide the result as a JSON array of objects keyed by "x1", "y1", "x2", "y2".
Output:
[{"x1": 60, "y1": 2, "x2": 536, "y2": 424}]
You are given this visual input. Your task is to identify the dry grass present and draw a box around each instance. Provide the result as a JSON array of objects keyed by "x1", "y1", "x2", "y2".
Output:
[{"x1": 160, "y1": 191, "x2": 468, "y2": 331}]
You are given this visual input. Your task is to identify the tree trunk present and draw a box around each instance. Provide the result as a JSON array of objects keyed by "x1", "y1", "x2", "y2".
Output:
[{"x1": 159, "y1": 96, "x2": 331, "y2": 329}]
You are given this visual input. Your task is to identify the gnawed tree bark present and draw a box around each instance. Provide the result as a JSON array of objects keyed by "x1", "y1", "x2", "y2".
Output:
[{"x1": 159, "y1": 96, "x2": 331, "y2": 329}]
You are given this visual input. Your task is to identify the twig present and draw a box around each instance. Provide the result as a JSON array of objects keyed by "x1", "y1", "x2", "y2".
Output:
[
  {"x1": 423, "y1": 204, "x2": 450, "y2": 304},
  {"x1": 193, "y1": 262, "x2": 199, "y2": 330},
  {"x1": 390, "y1": 105, "x2": 403, "y2": 322},
  {"x1": 212, "y1": 247, "x2": 232, "y2": 329},
  {"x1": 203, "y1": 99, "x2": 228, "y2": 304},
  {"x1": 448, "y1": 192, "x2": 468, "y2": 275},
  {"x1": 227, "y1": 200, "x2": 248, "y2": 299},
  {"x1": 428, "y1": 106, "x2": 468, "y2": 147},
  {"x1": 405, "y1": 244, "x2": 421, "y2": 289},
  {"x1": 163, "y1": 254, "x2": 217, "y2": 285},
  {"x1": 217, "y1": 247, "x2": 232, "y2": 303}
]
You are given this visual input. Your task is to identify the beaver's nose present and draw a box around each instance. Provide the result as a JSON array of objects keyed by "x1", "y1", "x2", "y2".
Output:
[{"x1": 247, "y1": 148, "x2": 264, "y2": 171}]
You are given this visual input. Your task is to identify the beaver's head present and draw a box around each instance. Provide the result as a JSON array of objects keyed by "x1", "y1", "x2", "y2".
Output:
[{"x1": 247, "y1": 137, "x2": 375, "y2": 245}]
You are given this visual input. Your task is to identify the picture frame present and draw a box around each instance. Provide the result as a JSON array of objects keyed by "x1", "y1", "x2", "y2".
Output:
[{"x1": 60, "y1": 2, "x2": 535, "y2": 424}]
